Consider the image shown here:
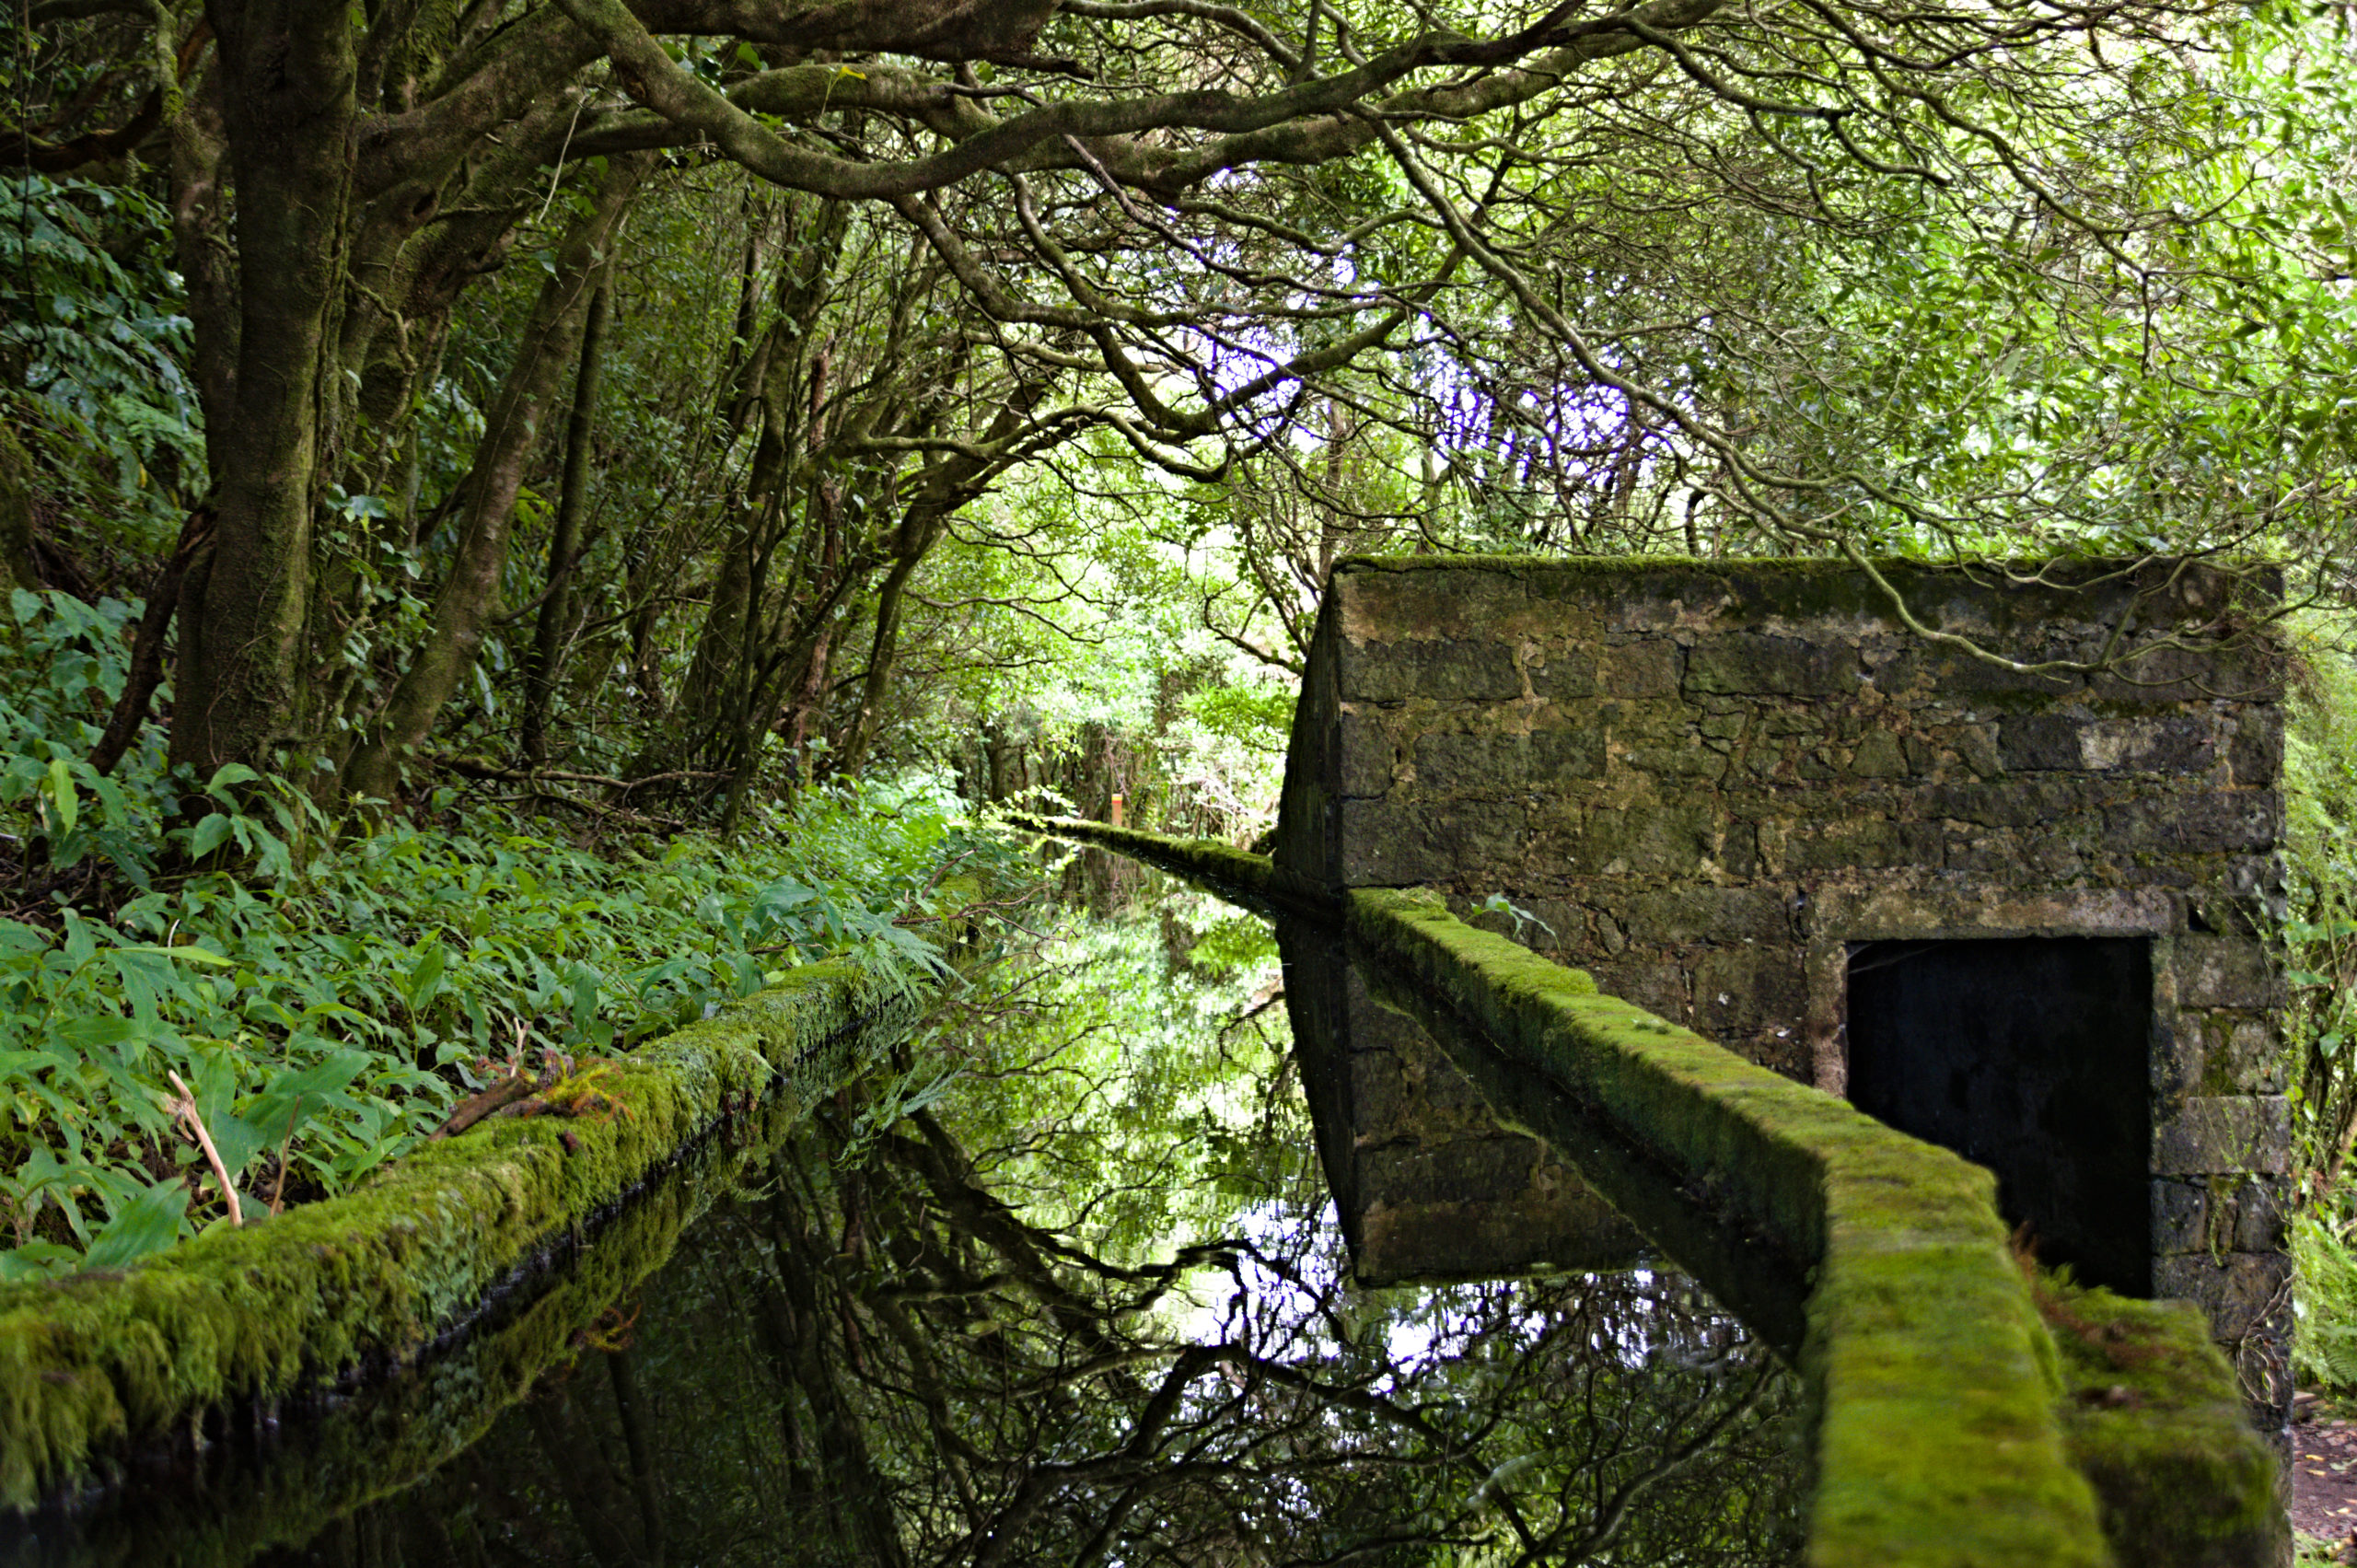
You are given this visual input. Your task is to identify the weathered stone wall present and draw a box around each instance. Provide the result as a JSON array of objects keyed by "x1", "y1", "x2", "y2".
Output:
[
  {"x1": 1280, "y1": 921, "x2": 1644, "y2": 1283},
  {"x1": 1276, "y1": 556, "x2": 2288, "y2": 1414}
]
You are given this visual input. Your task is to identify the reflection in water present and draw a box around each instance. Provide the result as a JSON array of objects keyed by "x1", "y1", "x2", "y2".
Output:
[
  {"x1": 35, "y1": 894, "x2": 1809, "y2": 1567},
  {"x1": 271, "y1": 1124, "x2": 1801, "y2": 1565}
]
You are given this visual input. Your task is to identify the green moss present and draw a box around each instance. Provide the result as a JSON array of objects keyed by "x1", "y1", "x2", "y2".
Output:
[
  {"x1": 1336, "y1": 886, "x2": 2110, "y2": 1565},
  {"x1": 0, "y1": 958, "x2": 917, "y2": 1509},
  {"x1": 1324, "y1": 552, "x2": 2264, "y2": 633},
  {"x1": 1008, "y1": 815, "x2": 1306, "y2": 913},
  {"x1": 1331, "y1": 552, "x2": 1847, "y2": 575},
  {"x1": 2038, "y1": 1277, "x2": 2284, "y2": 1568},
  {"x1": 38, "y1": 1120, "x2": 753, "y2": 1565}
]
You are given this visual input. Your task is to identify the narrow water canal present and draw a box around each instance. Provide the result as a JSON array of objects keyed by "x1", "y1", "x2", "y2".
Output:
[{"x1": 10, "y1": 888, "x2": 1806, "y2": 1567}]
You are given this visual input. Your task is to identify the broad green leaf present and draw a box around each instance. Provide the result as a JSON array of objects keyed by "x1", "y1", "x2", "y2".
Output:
[
  {"x1": 403, "y1": 940, "x2": 448, "y2": 1014},
  {"x1": 0, "y1": 1241, "x2": 82, "y2": 1283},
  {"x1": 44, "y1": 756, "x2": 75, "y2": 834},
  {"x1": 204, "y1": 762, "x2": 262, "y2": 797},
  {"x1": 215, "y1": 1050, "x2": 374, "y2": 1177},
  {"x1": 188, "y1": 813, "x2": 234, "y2": 860},
  {"x1": 81, "y1": 1180, "x2": 191, "y2": 1272},
  {"x1": 116, "y1": 942, "x2": 234, "y2": 967}
]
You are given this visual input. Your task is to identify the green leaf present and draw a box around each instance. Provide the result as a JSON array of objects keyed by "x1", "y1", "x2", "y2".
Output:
[
  {"x1": 403, "y1": 940, "x2": 448, "y2": 1015},
  {"x1": 115, "y1": 942, "x2": 234, "y2": 967},
  {"x1": 0, "y1": 1241, "x2": 82, "y2": 1283},
  {"x1": 43, "y1": 757, "x2": 76, "y2": 835},
  {"x1": 80, "y1": 1179, "x2": 191, "y2": 1272},
  {"x1": 204, "y1": 762, "x2": 261, "y2": 801},
  {"x1": 188, "y1": 812, "x2": 234, "y2": 860},
  {"x1": 227, "y1": 1050, "x2": 373, "y2": 1175}
]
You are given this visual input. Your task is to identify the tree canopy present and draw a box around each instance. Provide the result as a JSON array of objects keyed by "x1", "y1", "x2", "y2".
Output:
[{"x1": 10, "y1": 0, "x2": 2352, "y2": 815}]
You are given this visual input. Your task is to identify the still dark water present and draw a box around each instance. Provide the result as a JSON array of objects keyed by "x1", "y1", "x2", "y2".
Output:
[{"x1": 9, "y1": 895, "x2": 1806, "y2": 1567}]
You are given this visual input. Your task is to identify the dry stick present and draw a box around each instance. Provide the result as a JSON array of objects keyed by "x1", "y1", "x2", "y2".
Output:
[
  {"x1": 165, "y1": 1067, "x2": 241, "y2": 1227},
  {"x1": 430, "y1": 1073, "x2": 537, "y2": 1139},
  {"x1": 269, "y1": 1095, "x2": 303, "y2": 1216}
]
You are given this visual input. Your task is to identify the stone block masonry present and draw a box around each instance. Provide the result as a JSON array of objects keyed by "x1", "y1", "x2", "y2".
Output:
[
  {"x1": 1280, "y1": 919, "x2": 1646, "y2": 1283},
  {"x1": 1275, "y1": 555, "x2": 2290, "y2": 1423}
]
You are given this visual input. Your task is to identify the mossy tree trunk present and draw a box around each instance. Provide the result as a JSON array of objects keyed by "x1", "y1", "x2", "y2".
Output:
[{"x1": 167, "y1": 0, "x2": 358, "y2": 786}]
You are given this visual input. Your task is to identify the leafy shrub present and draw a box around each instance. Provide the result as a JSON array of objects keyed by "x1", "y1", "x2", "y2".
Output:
[
  {"x1": 1, "y1": 174, "x2": 204, "y2": 551},
  {"x1": 2282, "y1": 616, "x2": 2357, "y2": 1191},
  {"x1": 2294, "y1": 1211, "x2": 2357, "y2": 1393},
  {"x1": 1, "y1": 588, "x2": 170, "y2": 892}
]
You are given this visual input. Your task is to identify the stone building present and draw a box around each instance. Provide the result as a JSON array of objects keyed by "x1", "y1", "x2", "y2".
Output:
[{"x1": 1274, "y1": 556, "x2": 2288, "y2": 1410}]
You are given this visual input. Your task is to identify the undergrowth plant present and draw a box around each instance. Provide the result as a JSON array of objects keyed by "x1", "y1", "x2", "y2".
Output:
[
  {"x1": 2285, "y1": 618, "x2": 2357, "y2": 1186},
  {"x1": 2282, "y1": 613, "x2": 2357, "y2": 1388},
  {"x1": 0, "y1": 590, "x2": 1039, "y2": 1281}
]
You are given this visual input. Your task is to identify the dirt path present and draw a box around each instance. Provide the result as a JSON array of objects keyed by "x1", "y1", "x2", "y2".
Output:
[{"x1": 2294, "y1": 1411, "x2": 2357, "y2": 1558}]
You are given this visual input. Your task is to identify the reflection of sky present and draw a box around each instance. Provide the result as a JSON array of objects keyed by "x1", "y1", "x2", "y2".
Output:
[
  {"x1": 981, "y1": 888, "x2": 1771, "y2": 1447},
  {"x1": 1162, "y1": 1180, "x2": 1751, "y2": 1400}
]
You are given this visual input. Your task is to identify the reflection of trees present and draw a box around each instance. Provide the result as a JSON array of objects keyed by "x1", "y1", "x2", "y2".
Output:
[{"x1": 315, "y1": 1085, "x2": 1801, "y2": 1568}]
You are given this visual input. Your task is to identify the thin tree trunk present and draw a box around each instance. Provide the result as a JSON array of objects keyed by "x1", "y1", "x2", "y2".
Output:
[
  {"x1": 607, "y1": 1350, "x2": 668, "y2": 1568},
  {"x1": 519, "y1": 272, "x2": 613, "y2": 763},
  {"x1": 835, "y1": 377, "x2": 1057, "y2": 774},
  {"x1": 663, "y1": 198, "x2": 847, "y2": 785},
  {"x1": 88, "y1": 507, "x2": 215, "y2": 775},
  {"x1": 522, "y1": 1384, "x2": 643, "y2": 1568},
  {"x1": 836, "y1": 540, "x2": 927, "y2": 777},
  {"x1": 343, "y1": 152, "x2": 648, "y2": 802}
]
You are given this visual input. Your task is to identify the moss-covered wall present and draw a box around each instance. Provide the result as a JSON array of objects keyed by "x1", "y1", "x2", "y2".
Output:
[
  {"x1": 1273, "y1": 556, "x2": 2289, "y2": 1423},
  {"x1": 9, "y1": 1103, "x2": 793, "y2": 1567},
  {"x1": 1017, "y1": 817, "x2": 2287, "y2": 1567},
  {"x1": 0, "y1": 960, "x2": 919, "y2": 1511}
]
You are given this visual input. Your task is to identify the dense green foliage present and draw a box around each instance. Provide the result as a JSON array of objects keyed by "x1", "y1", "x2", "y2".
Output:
[
  {"x1": 2283, "y1": 617, "x2": 2357, "y2": 1398},
  {"x1": 2286, "y1": 620, "x2": 2357, "y2": 1180},
  {"x1": 0, "y1": 577, "x2": 1028, "y2": 1276},
  {"x1": 1, "y1": 176, "x2": 201, "y2": 557}
]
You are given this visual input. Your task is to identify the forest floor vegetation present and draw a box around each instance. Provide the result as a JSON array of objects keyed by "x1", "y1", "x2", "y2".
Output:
[{"x1": 0, "y1": 587, "x2": 1039, "y2": 1282}]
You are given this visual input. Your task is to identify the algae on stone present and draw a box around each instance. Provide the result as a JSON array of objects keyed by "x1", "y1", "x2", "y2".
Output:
[{"x1": 2039, "y1": 1277, "x2": 2284, "y2": 1568}]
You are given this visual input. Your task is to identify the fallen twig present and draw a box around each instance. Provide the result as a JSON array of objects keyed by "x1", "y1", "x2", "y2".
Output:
[
  {"x1": 430, "y1": 1073, "x2": 539, "y2": 1139},
  {"x1": 165, "y1": 1067, "x2": 242, "y2": 1228}
]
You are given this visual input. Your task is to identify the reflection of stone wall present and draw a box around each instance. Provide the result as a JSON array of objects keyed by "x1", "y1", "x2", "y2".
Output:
[
  {"x1": 1281, "y1": 923, "x2": 1644, "y2": 1283},
  {"x1": 1276, "y1": 557, "x2": 2288, "y2": 1413}
]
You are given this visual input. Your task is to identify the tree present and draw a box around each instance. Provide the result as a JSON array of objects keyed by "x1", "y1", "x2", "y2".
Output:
[{"x1": 12, "y1": 0, "x2": 2342, "y2": 806}]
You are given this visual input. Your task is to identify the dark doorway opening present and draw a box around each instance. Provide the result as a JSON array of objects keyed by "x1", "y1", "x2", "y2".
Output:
[{"x1": 1844, "y1": 937, "x2": 2153, "y2": 1297}]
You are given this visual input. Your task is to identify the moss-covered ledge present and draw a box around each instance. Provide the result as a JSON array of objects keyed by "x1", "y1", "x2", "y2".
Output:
[
  {"x1": 2038, "y1": 1279, "x2": 2282, "y2": 1568},
  {"x1": 0, "y1": 958, "x2": 920, "y2": 1510},
  {"x1": 1021, "y1": 819, "x2": 2284, "y2": 1567},
  {"x1": 1345, "y1": 887, "x2": 2111, "y2": 1567},
  {"x1": 1009, "y1": 814, "x2": 1297, "y2": 912}
]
